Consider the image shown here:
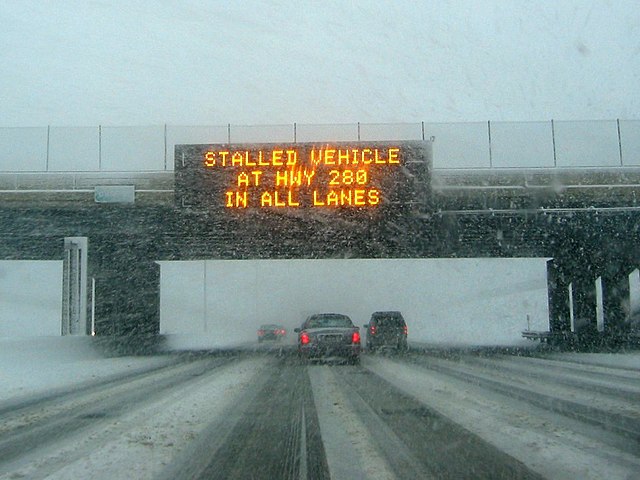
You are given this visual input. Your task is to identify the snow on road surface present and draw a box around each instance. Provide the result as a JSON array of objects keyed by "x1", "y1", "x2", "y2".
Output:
[
  {"x1": 1, "y1": 338, "x2": 639, "y2": 479},
  {"x1": 364, "y1": 353, "x2": 640, "y2": 480},
  {"x1": 0, "y1": 337, "x2": 173, "y2": 403},
  {"x1": 309, "y1": 366, "x2": 396, "y2": 480},
  {"x1": 0, "y1": 356, "x2": 267, "y2": 480},
  {"x1": 544, "y1": 352, "x2": 640, "y2": 370}
]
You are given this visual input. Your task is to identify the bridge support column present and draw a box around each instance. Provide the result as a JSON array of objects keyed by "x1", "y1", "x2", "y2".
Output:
[
  {"x1": 571, "y1": 271, "x2": 598, "y2": 334},
  {"x1": 92, "y1": 256, "x2": 160, "y2": 338},
  {"x1": 601, "y1": 269, "x2": 630, "y2": 334},
  {"x1": 547, "y1": 260, "x2": 571, "y2": 333},
  {"x1": 62, "y1": 237, "x2": 89, "y2": 335}
]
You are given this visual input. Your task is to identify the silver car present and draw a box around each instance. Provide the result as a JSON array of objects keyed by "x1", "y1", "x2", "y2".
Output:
[{"x1": 295, "y1": 313, "x2": 361, "y2": 364}]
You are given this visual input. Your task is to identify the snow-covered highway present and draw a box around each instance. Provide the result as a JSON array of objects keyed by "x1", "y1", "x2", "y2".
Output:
[{"x1": 0, "y1": 345, "x2": 638, "y2": 479}]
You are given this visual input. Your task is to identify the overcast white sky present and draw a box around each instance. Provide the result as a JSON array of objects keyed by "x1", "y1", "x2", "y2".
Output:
[
  {"x1": 1, "y1": 0, "x2": 639, "y2": 347},
  {"x1": 1, "y1": 0, "x2": 638, "y2": 127}
]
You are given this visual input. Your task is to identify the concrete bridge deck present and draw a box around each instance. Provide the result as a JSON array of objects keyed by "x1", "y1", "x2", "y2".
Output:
[{"x1": 2, "y1": 167, "x2": 640, "y2": 211}]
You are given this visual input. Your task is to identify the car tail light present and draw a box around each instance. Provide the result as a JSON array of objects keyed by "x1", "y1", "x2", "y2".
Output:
[
  {"x1": 403, "y1": 325, "x2": 408, "y2": 336},
  {"x1": 369, "y1": 325, "x2": 377, "y2": 335},
  {"x1": 300, "y1": 332, "x2": 310, "y2": 345},
  {"x1": 258, "y1": 330, "x2": 264, "y2": 336},
  {"x1": 352, "y1": 331, "x2": 361, "y2": 344}
]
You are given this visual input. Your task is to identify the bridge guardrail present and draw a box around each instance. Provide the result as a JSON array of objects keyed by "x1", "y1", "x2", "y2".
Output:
[{"x1": 1, "y1": 120, "x2": 639, "y2": 173}]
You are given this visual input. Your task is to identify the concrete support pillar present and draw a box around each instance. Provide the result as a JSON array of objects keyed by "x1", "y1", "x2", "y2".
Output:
[
  {"x1": 571, "y1": 271, "x2": 598, "y2": 334},
  {"x1": 62, "y1": 237, "x2": 89, "y2": 335},
  {"x1": 547, "y1": 260, "x2": 571, "y2": 332},
  {"x1": 90, "y1": 241, "x2": 161, "y2": 338},
  {"x1": 601, "y1": 270, "x2": 630, "y2": 333}
]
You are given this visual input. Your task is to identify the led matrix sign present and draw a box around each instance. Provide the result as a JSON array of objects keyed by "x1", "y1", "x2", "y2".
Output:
[{"x1": 175, "y1": 141, "x2": 431, "y2": 212}]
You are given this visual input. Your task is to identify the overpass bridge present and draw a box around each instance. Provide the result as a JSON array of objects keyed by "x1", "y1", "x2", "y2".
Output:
[{"x1": 1, "y1": 120, "x2": 640, "y2": 345}]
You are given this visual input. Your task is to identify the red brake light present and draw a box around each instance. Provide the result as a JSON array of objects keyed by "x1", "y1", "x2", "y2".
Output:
[
  {"x1": 369, "y1": 325, "x2": 376, "y2": 335},
  {"x1": 258, "y1": 330, "x2": 264, "y2": 336},
  {"x1": 403, "y1": 325, "x2": 408, "y2": 335},
  {"x1": 300, "y1": 332, "x2": 310, "y2": 345},
  {"x1": 352, "y1": 331, "x2": 361, "y2": 344}
]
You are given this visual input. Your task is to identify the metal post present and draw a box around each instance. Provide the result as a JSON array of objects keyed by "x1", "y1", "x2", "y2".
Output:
[
  {"x1": 227, "y1": 123, "x2": 231, "y2": 144},
  {"x1": 487, "y1": 120, "x2": 493, "y2": 168},
  {"x1": 293, "y1": 122, "x2": 297, "y2": 143},
  {"x1": 551, "y1": 119, "x2": 557, "y2": 167},
  {"x1": 62, "y1": 247, "x2": 70, "y2": 335},
  {"x1": 357, "y1": 122, "x2": 361, "y2": 141},
  {"x1": 421, "y1": 121, "x2": 425, "y2": 141},
  {"x1": 164, "y1": 124, "x2": 168, "y2": 171},
  {"x1": 568, "y1": 282, "x2": 575, "y2": 331},
  {"x1": 46, "y1": 125, "x2": 50, "y2": 172},
  {"x1": 617, "y1": 118, "x2": 623, "y2": 166},
  {"x1": 203, "y1": 261, "x2": 208, "y2": 333},
  {"x1": 91, "y1": 277, "x2": 96, "y2": 336},
  {"x1": 98, "y1": 125, "x2": 102, "y2": 171}
]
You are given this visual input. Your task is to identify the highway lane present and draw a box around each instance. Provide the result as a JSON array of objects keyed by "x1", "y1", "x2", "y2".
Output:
[
  {"x1": 366, "y1": 349, "x2": 640, "y2": 479},
  {"x1": 1, "y1": 348, "x2": 638, "y2": 479},
  {"x1": 400, "y1": 350, "x2": 640, "y2": 451},
  {"x1": 0, "y1": 353, "x2": 248, "y2": 479},
  {"x1": 167, "y1": 353, "x2": 542, "y2": 480},
  {"x1": 166, "y1": 358, "x2": 330, "y2": 480}
]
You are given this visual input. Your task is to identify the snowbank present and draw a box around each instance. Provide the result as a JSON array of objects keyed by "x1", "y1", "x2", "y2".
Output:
[{"x1": 0, "y1": 336, "x2": 173, "y2": 403}]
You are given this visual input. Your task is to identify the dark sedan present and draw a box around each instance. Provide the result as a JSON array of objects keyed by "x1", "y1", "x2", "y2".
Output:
[
  {"x1": 257, "y1": 324, "x2": 287, "y2": 342},
  {"x1": 295, "y1": 313, "x2": 361, "y2": 364}
]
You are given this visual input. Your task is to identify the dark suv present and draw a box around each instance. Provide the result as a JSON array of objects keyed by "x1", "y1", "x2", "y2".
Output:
[{"x1": 365, "y1": 311, "x2": 408, "y2": 352}]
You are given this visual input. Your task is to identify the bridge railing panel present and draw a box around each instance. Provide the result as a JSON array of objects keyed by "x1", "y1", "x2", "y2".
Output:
[
  {"x1": 490, "y1": 121, "x2": 555, "y2": 168},
  {"x1": 167, "y1": 125, "x2": 229, "y2": 170},
  {"x1": 619, "y1": 120, "x2": 640, "y2": 166},
  {"x1": 424, "y1": 122, "x2": 490, "y2": 169},
  {"x1": 553, "y1": 120, "x2": 621, "y2": 167},
  {"x1": 359, "y1": 123, "x2": 424, "y2": 141},
  {"x1": 295, "y1": 123, "x2": 359, "y2": 142},
  {"x1": 49, "y1": 127, "x2": 100, "y2": 172},
  {"x1": 0, "y1": 127, "x2": 48, "y2": 171},
  {"x1": 1, "y1": 120, "x2": 639, "y2": 176},
  {"x1": 100, "y1": 126, "x2": 166, "y2": 171},
  {"x1": 229, "y1": 124, "x2": 294, "y2": 144}
]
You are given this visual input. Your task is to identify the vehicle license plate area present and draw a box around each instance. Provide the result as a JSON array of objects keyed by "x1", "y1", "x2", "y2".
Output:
[{"x1": 320, "y1": 334, "x2": 343, "y2": 343}]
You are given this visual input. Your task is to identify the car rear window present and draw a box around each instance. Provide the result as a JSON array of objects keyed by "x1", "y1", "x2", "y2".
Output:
[
  {"x1": 372, "y1": 313, "x2": 405, "y2": 327},
  {"x1": 306, "y1": 315, "x2": 353, "y2": 328}
]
